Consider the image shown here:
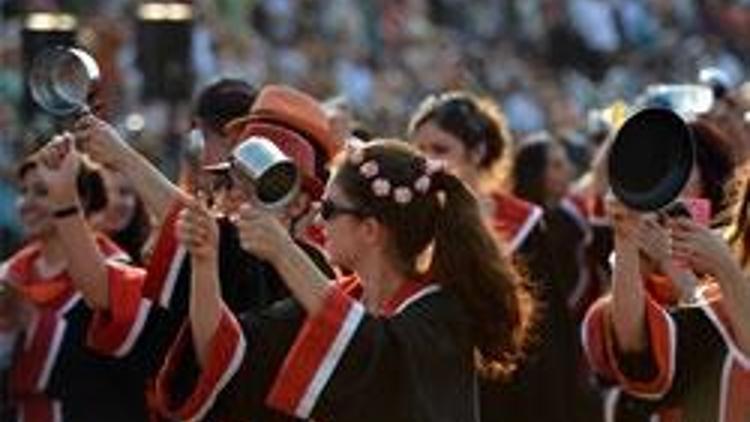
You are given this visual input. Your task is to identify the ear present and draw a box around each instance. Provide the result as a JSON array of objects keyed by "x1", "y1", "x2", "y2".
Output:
[
  {"x1": 286, "y1": 191, "x2": 312, "y2": 220},
  {"x1": 469, "y1": 143, "x2": 486, "y2": 166},
  {"x1": 359, "y1": 216, "x2": 386, "y2": 248},
  {"x1": 281, "y1": 191, "x2": 314, "y2": 233}
]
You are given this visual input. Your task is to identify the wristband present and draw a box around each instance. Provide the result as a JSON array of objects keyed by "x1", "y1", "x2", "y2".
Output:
[{"x1": 53, "y1": 204, "x2": 81, "y2": 219}]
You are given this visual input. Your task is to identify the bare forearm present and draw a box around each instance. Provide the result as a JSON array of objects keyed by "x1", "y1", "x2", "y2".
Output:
[
  {"x1": 118, "y1": 150, "x2": 186, "y2": 226},
  {"x1": 190, "y1": 258, "x2": 223, "y2": 367},
  {"x1": 272, "y1": 243, "x2": 333, "y2": 315},
  {"x1": 612, "y1": 238, "x2": 648, "y2": 353},
  {"x1": 55, "y1": 214, "x2": 109, "y2": 309},
  {"x1": 715, "y1": 262, "x2": 750, "y2": 356}
]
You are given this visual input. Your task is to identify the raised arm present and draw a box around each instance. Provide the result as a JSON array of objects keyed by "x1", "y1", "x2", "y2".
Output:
[
  {"x1": 235, "y1": 204, "x2": 332, "y2": 315},
  {"x1": 74, "y1": 115, "x2": 188, "y2": 226},
  {"x1": 609, "y1": 200, "x2": 648, "y2": 353},
  {"x1": 671, "y1": 218, "x2": 750, "y2": 357},
  {"x1": 36, "y1": 135, "x2": 110, "y2": 309},
  {"x1": 175, "y1": 198, "x2": 224, "y2": 366}
]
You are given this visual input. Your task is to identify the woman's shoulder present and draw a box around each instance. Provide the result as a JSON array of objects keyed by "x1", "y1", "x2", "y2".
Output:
[{"x1": 0, "y1": 242, "x2": 43, "y2": 283}]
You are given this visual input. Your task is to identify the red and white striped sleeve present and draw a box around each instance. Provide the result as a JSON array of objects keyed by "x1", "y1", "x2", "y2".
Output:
[
  {"x1": 155, "y1": 305, "x2": 246, "y2": 422},
  {"x1": 265, "y1": 286, "x2": 365, "y2": 418},
  {"x1": 142, "y1": 201, "x2": 187, "y2": 309},
  {"x1": 86, "y1": 261, "x2": 152, "y2": 357},
  {"x1": 581, "y1": 295, "x2": 677, "y2": 400}
]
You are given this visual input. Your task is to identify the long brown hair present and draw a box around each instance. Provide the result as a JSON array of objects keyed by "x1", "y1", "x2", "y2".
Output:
[
  {"x1": 725, "y1": 162, "x2": 750, "y2": 268},
  {"x1": 408, "y1": 91, "x2": 513, "y2": 176},
  {"x1": 334, "y1": 139, "x2": 533, "y2": 379}
]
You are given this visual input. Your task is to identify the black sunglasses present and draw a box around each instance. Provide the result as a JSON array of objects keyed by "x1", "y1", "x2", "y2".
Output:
[{"x1": 319, "y1": 199, "x2": 368, "y2": 221}]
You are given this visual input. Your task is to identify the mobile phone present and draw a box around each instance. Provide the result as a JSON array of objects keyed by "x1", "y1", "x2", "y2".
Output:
[
  {"x1": 662, "y1": 198, "x2": 711, "y2": 225},
  {"x1": 666, "y1": 198, "x2": 711, "y2": 271},
  {"x1": 683, "y1": 198, "x2": 711, "y2": 226}
]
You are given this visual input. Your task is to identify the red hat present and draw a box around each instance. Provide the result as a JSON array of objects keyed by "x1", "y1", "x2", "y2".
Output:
[
  {"x1": 221, "y1": 121, "x2": 324, "y2": 198},
  {"x1": 224, "y1": 85, "x2": 341, "y2": 161}
]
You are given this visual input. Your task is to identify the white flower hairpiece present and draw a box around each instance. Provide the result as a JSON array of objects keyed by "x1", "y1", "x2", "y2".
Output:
[
  {"x1": 359, "y1": 160, "x2": 380, "y2": 179},
  {"x1": 348, "y1": 144, "x2": 365, "y2": 165},
  {"x1": 414, "y1": 175, "x2": 431, "y2": 194},
  {"x1": 393, "y1": 186, "x2": 413, "y2": 204},
  {"x1": 372, "y1": 178, "x2": 391, "y2": 197}
]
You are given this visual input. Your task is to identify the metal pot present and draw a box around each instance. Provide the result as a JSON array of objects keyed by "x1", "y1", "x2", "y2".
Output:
[{"x1": 29, "y1": 46, "x2": 100, "y2": 117}]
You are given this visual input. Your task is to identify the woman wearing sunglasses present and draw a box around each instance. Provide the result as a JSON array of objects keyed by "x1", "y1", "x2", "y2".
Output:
[{"x1": 156, "y1": 139, "x2": 533, "y2": 421}]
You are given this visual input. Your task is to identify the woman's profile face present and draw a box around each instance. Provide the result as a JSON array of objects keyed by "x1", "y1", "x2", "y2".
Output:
[
  {"x1": 543, "y1": 144, "x2": 573, "y2": 202},
  {"x1": 99, "y1": 169, "x2": 137, "y2": 233},
  {"x1": 319, "y1": 181, "x2": 366, "y2": 270},
  {"x1": 411, "y1": 121, "x2": 476, "y2": 180}
]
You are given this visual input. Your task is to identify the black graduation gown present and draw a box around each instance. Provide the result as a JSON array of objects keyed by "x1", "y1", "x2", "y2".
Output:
[
  {"x1": 89, "y1": 202, "x2": 335, "y2": 420},
  {"x1": 0, "y1": 237, "x2": 151, "y2": 422},
  {"x1": 156, "y1": 279, "x2": 481, "y2": 422},
  {"x1": 482, "y1": 193, "x2": 586, "y2": 422},
  {"x1": 105, "y1": 201, "x2": 335, "y2": 364},
  {"x1": 583, "y1": 284, "x2": 750, "y2": 421}
]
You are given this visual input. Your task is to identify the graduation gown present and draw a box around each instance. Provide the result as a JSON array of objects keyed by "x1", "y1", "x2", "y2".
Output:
[
  {"x1": 482, "y1": 192, "x2": 593, "y2": 422},
  {"x1": 115, "y1": 201, "x2": 334, "y2": 357},
  {"x1": 583, "y1": 284, "x2": 750, "y2": 421},
  {"x1": 488, "y1": 192, "x2": 544, "y2": 256},
  {"x1": 156, "y1": 278, "x2": 481, "y2": 422},
  {"x1": 0, "y1": 236, "x2": 151, "y2": 422},
  {"x1": 105, "y1": 202, "x2": 335, "y2": 418},
  {"x1": 546, "y1": 196, "x2": 605, "y2": 319}
]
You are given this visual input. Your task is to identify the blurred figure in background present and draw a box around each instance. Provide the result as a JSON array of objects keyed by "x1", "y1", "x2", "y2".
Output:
[
  {"x1": 192, "y1": 78, "x2": 259, "y2": 167},
  {"x1": 92, "y1": 166, "x2": 151, "y2": 265}
]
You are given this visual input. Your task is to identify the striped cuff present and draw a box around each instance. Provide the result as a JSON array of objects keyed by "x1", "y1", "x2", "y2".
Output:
[
  {"x1": 142, "y1": 202, "x2": 186, "y2": 309},
  {"x1": 266, "y1": 286, "x2": 365, "y2": 418},
  {"x1": 582, "y1": 296, "x2": 676, "y2": 399},
  {"x1": 156, "y1": 306, "x2": 246, "y2": 422},
  {"x1": 87, "y1": 262, "x2": 151, "y2": 357}
]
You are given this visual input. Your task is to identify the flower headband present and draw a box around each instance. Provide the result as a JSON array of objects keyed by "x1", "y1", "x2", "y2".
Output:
[{"x1": 346, "y1": 142, "x2": 445, "y2": 205}]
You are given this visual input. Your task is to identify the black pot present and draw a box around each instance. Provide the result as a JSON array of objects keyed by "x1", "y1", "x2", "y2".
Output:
[{"x1": 608, "y1": 108, "x2": 695, "y2": 211}]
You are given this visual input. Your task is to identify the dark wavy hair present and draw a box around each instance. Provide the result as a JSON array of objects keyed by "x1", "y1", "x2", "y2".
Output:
[
  {"x1": 194, "y1": 78, "x2": 258, "y2": 135},
  {"x1": 725, "y1": 160, "x2": 750, "y2": 267},
  {"x1": 408, "y1": 91, "x2": 512, "y2": 172},
  {"x1": 333, "y1": 139, "x2": 534, "y2": 379},
  {"x1": 508, "y1": 133, "x2": 559, "y2": 206}
]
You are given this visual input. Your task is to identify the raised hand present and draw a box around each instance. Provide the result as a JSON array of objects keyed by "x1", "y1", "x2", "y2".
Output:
[
  {"x1": 176, "y1": 197, "x2": 219, "y2": 263},
  {"x1": 635, "y1": 216, "x2": 671, "y2": 269},
  {"x1": 35, "y1": 133, "x2": 81, "y2": 207},
  {"x1": 669, "y1": 218, "x2": 735, "y2": 276},
  {"x1": 235, "y1": 204, "x2": 293, "y2": 264},
  {"x1": 73, "y1": 114, "x2": 131, "y2": 168},
  {"x1": 607, "y1": 195, "x2": 642, "y2": 244}
]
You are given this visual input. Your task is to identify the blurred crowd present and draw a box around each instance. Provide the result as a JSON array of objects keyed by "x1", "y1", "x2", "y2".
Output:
[
  {"x1": 1, "y1": 1, "x2": 750, "y2": 422},
  {"x1": 1, "y1": 0, "x2": 750, "y2": 259}
]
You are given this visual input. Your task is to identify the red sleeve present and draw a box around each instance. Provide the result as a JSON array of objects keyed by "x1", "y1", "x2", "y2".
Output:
[
  {"x1": 589, "y1": 194, "x2": 609, "y2": 226},
  {"x1": 142, "y1": 201, "x2": 186, "y2": 308},
  {"x1": 156, "y1": 305, "x2": 246, "y2": 422},
  {"x1": 266, "y1": 286, "x2": 365, "y2": 418},
  {"x1": 87, "y1": 262, "x2": 151, "y2": 357},
  {"x1": 581, "y1": 295, "x2": 677, "y2": 399}
]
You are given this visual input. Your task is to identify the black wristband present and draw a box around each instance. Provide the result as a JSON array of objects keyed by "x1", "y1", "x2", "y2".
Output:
[{"x1": 53, "y1": 204, "x2": 81, "y2": 219}]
